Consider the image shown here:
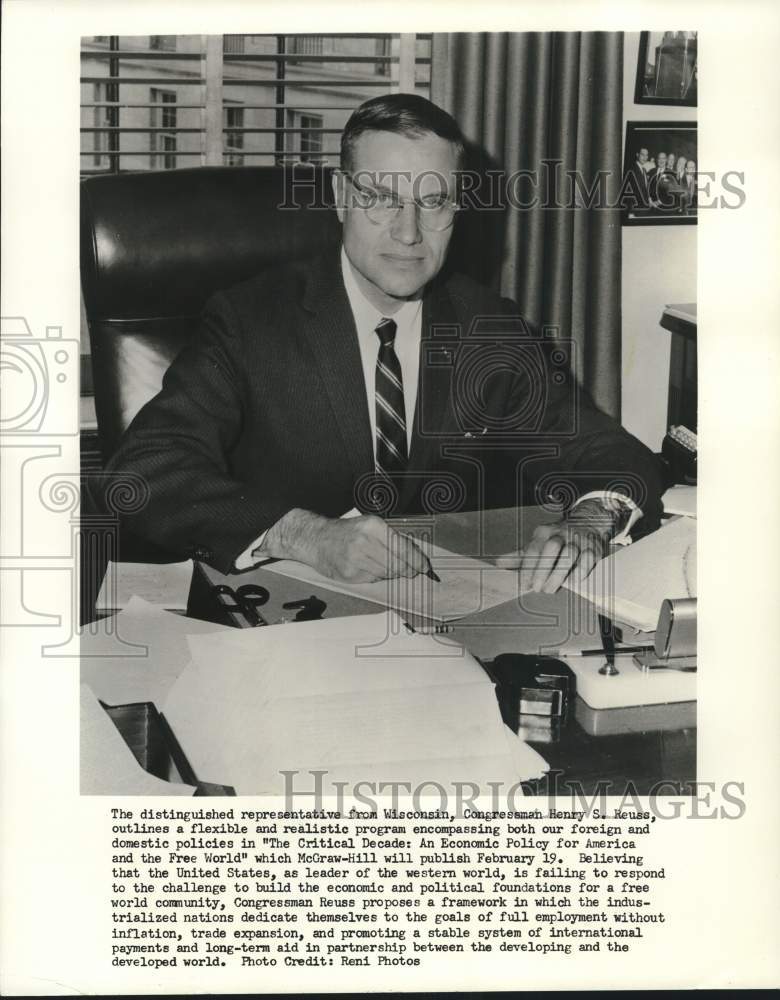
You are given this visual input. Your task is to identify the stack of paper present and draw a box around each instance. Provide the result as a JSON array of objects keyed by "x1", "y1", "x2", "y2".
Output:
[
  {"x1": 81, "y1": 598, "x2": 237, "y2": 796},
  {"x1": 96, "y1": 560, "x2": 193, "y2": 612},
  {"x1": 80, "y1": 684, "x2": 195, "y2": 796},
  {"x1": 163, "y1": 612, "x2": 547, "y2": 795},
  {"x1": 81, "y1": 595, "x2": 234, "y2": 706},
  {"x1": 662, "y1": 485, "x2": 697, "y2": 518},
  {"x1": 565, "y1": 517, "x2": 697, "y2": 632}
]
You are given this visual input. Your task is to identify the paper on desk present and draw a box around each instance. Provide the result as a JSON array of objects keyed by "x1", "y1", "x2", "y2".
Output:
[
  {"x1": 565, "y1": 516, "x2": 697, "y2": 632},
  {"x1": 80, "y1": 596, "x2": 233, "y2": 706},
  {"x1": 96, "y1": 559, "x2": 193, "y2": 611},
  {"x1": 263, "y1": 541, "x2": 521, "y2": 621},
  {"x1": 163, "y1": 611, "x2": 547, "y2": 794},
  {"x1": 179, "y1": 612, "x2": 489, "y2": 697},
  {"x1": 662, "y1": 485, "x2": 697, "y2": 518},
  {"x1": 80, "y1": 685, "x2": 195, "y2": 796}
]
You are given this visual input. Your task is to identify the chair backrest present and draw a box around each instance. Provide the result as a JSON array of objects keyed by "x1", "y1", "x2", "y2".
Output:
[{"x1": 80, "y1": 165, "x2": 341, "y2": 461}]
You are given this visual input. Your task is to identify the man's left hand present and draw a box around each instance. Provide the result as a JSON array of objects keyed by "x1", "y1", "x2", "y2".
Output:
[{"x1": 495, "y1": 498, "x2": 623, "y2": 593}]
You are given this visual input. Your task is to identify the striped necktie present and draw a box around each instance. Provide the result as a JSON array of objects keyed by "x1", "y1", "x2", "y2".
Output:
[{"x1": 374, "y1": 317, "x2": 407, "y2": 474}]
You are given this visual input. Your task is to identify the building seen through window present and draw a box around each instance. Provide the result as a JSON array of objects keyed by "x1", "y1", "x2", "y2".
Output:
[
  {"x1": 223, "y1": 35, "x2": 245, "y2": 56},
  {"x1": 150, "y1": 89, "x2": 177, "y2": 170},
  {"x1": 79, "y1": 33, "x2": 431, "y2": 173},
  {"x1": 224, "y1": 104, "x2": 245, "y2": 167},
  {"x1": 150, "y1": 35, "x2": 177, "y2": 52}
]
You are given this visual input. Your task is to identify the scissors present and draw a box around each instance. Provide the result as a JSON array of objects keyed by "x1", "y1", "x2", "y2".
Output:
[{"x1": 211, "y1": 583, "x2": 270, "y2": 627}]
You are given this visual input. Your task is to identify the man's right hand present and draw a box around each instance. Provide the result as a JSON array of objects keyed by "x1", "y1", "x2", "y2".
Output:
[{"x1": 259, "y1": 508, "x2": 430, "y2": 583}]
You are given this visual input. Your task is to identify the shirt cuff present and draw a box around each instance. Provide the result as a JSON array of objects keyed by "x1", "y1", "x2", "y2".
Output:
[
  {"x1": 569, "y1": 490, "x2": 643, "y2": 546},
  {"x1": 233, "y1": 528, "x2": 270, "y2": 571}
]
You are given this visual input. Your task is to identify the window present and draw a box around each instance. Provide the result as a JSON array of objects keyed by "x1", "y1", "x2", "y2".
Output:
[
  {"x1": 285, "y1": 111, "x2": 324, "y2": 164},
  {"x1": 299, "y1": 114, "x2": 324, "y2": 164},
  {"x1": 223, "y1": 35, "x2": 245, "y2": 56},
  {"x1": 92, "y1": 83, "x2": 109, "y2": 168},
  {"x1": 150, "y1": 89, "x2": 177, "y2": 169},
  {"x1": 150, "y1": 35, "x2": 177, "y2": 52},
  {"x1": 374, "y1": 37, "x2": 392, "y2": 76},
  {"x1": 290, "y1": 36, "x2": 324, "y2": 57},
  {"x1": 224, "y1": 104, "x2": 245, "y2": 167},
  {"x1": 81, "y1": 34, "x2": 431, "y2": 173}
]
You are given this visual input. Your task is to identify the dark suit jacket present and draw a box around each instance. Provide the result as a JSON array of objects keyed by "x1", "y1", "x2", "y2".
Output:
[
  {"x1": 106, "y1": 252, "x2": 663, "y2": 573},
  {"x1": 679, "y1": 176, "x2": 697, "y2": 213},
  {"x1": 629, "y1": 162, "x2": 651, "y2": 209}
]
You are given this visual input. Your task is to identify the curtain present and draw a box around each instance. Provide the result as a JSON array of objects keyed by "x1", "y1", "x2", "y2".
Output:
[{"x1": 431, "y1": 32, "x2": 624, "y2": 418}]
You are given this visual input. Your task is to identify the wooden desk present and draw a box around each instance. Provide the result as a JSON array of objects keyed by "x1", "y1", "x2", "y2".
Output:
[{"x1": 187, "y1": 507, "x2": 696, "y2": 795}]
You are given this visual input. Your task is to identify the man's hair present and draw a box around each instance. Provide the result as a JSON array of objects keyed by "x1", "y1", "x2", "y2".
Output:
[{"x1": 340, "y1": 93, "x2": 466, "y2": 172}]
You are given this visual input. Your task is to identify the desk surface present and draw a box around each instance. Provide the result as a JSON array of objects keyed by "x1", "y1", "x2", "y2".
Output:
[{"x1": 187, "y1": 507, "x2": 696, "y2": 795}]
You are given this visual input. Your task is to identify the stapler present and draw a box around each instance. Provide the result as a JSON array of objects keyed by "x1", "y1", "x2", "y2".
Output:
[{"x1": 485, "y1": 654, "x2": 576, "y2": 743}]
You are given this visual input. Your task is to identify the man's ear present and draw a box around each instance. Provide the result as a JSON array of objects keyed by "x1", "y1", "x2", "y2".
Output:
[{"x1": 332, "y1": 170, "x2": 345, "y2": 224}]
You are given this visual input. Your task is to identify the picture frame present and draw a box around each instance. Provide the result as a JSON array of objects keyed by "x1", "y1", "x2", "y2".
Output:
[
  {"x1": 621, "y1": 121, "x2": 698, "y2": 226},
  {"x1": 634, "y1": 31, "x2": 697, "y2": 107}
]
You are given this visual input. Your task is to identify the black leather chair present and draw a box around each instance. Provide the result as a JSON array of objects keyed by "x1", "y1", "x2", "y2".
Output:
[
  {"x1": 79, "y1": 167, "x2": 340, "y2": 617},
  {"x1": 80, "y1": 165, "x2": 340, "y2": 464}
]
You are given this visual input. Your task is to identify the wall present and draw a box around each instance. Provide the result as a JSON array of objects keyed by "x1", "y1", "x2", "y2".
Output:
[{"x1": 620, "y1": 32, "x2": 697, "y2": 450}]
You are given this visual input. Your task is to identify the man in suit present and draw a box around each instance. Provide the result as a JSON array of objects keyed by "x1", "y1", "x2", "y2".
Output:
[
  {"x1": 106, "y1": 95, "x2": 663, "y2": 594},
  {"x1": 648, "y1": 151, "x2": 668, "y2": 207},
  {"x1": 680, "y1": 159, "x2": 697, "y2": 213},
  {"x1": 628, "y1": 146, "x2": 652, "y2": 210}
]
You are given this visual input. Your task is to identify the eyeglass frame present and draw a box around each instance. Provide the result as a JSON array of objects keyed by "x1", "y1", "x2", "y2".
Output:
[{"x1": 335, "y1": 168, "x2": 464, "y2": 231}]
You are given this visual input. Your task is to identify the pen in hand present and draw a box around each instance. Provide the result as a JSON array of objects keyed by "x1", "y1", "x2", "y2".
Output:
[{"x1": 398, "y1": 530, "x2": 440, "y2": 582}]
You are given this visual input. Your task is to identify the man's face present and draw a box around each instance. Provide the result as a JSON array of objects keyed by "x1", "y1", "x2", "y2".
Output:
[
  {"x1": 657, "y1": 153, "x2": 667, "y2": 170},
  {"x1": 334, "y1": 130, "x2": 459, "y2": 313},
  {"x1": 685, "y1": 160, "x2": 696, "y2": 176},
  {"x1": 637, "y1": 148, "x2": 649, "y2": 165}
]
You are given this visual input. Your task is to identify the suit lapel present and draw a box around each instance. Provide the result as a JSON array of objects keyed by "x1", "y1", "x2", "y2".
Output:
[
  {"x1": 405, "y1": 277, "x2": 459, "y2": 501},
  {"x1": 297, "y1": 254, "x2": 461, "y2": 512},
  {"x1": 298, "y1": 254, "x2": 375, "y2": 486}
]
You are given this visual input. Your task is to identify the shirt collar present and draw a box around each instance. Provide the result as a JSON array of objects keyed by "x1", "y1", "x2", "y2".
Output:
[{"x1": 340, "y1": 246, "x2": 422, "y2": 340}]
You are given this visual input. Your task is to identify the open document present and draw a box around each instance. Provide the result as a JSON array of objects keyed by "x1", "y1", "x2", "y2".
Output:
[
  {"x1": 162, "y1": 611, "x2": 547, "y2": 794},
  {"x1": 565, "y1": 516, "x2": 697, "y2": 632},
  {"x1": 263, "y1": 541, "x2": 522, "y2": 621}
]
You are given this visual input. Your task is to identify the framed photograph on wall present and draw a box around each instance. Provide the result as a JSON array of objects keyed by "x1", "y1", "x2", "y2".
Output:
[
  {"x1": 621, "y1": 121, "x2": 697, "y2": 226},
  {"x1": 635, "y1": 31, "x2": 697, "y2": 106}
]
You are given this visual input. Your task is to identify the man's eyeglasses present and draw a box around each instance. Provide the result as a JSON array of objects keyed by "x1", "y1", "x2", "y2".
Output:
[{"x1": 338, "y1": 170, "x2": 462, "y2": 232}]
